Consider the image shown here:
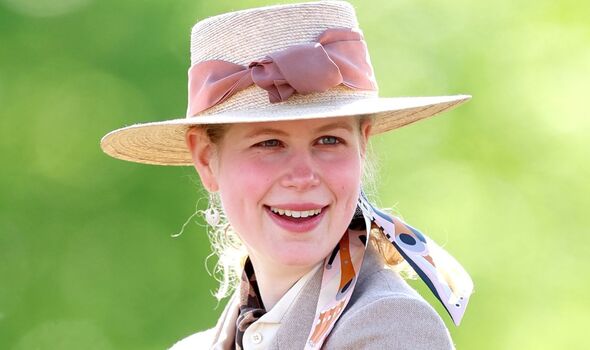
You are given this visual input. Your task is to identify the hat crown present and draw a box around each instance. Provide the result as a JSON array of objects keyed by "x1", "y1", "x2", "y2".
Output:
[
  {"x1": 190, "y1": 1, "x2": 359, "y2": 66},
  {"x1": 100, "y1": 0, "x2": 470, "y2": 166}
]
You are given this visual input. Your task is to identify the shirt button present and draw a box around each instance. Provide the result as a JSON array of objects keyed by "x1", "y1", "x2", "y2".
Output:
[{"x1": 251, "y1": 332, "x2": 263, "y2": 344}]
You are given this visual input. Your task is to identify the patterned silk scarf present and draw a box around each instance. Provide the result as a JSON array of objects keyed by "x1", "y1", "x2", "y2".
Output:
[
  {"x1": 304, "y1": 191, "x2": 473, "y2": 349},
  {"x1": 235, "y1": 259, "x2": 266, "y2": 350},
  {"x1": 234, "y1": 191, "x2": 473, "y2": 349}
]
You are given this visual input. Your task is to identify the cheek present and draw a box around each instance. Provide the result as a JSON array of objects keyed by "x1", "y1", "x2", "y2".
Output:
[
  {"x1": 320, "y1": 152, "x2": 363, "y2": 193},
  {"x1": 216, "y1": 156, "x2": 275, "y2": 219},
  {"x1": 221, "y1": 156, "x2": 276, "y2": 190}
]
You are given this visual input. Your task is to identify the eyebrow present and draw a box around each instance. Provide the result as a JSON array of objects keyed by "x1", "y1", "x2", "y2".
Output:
[
  {"x1": 314, "y1": 121, "x2": 354, "y2": 133},
  {"x1": 244, "y1": 121, "x2": 354, "y2": 138}
]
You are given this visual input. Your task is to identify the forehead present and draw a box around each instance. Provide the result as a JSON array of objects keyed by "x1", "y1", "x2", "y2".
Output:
[{"x1": 226, "y1": 117, "x2": 359, "y2": 137}]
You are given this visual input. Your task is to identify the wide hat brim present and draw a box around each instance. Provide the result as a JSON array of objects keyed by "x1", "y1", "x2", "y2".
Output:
[{"x1": 100, "y1": 94, "x2": 470, "y2": 166}]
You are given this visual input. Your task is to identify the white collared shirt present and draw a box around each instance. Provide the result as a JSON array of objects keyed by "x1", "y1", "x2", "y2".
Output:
[{"x1": 241, "y1": 263, "x2": 321, "y2": 349}]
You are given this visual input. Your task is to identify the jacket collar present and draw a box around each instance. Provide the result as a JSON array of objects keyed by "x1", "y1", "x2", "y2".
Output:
[
  {"x1": 209, "y1": 245, "x2": 384, "y2": 349},
  {"x1": 274, "y1": 244, "x2": 383, "y2": 349},
  {"x1": 210, "y1": 289, "x2": 240, "y2": 349}
]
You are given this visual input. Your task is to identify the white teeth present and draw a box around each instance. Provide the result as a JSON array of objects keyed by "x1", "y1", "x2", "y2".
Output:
[{"x1": 270, "y1": 207, "x2": 323, "y2": 218}]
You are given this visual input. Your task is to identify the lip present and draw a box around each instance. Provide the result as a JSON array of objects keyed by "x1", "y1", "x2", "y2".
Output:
[{"x1": 264, "y1": 204, "x2": 328, "y2": 233}]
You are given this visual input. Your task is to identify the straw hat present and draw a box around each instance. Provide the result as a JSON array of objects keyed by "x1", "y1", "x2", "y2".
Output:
[{"x1": 100, "y1": 0, "x2": 471, "y2": 166}]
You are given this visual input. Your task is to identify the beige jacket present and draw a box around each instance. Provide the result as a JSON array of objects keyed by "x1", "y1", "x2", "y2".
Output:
[{"x1": 170, "y1": 246, "x2": 455, "y2": 349}]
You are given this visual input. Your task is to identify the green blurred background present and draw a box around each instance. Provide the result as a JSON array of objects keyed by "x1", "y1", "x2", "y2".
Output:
[{"x1": 1, "y1": 0, "x2": 589, "y2": 348}]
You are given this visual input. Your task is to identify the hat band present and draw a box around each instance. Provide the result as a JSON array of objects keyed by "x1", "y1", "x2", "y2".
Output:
[{"x1": 186, "y1": 27, "x2": 378, "y2": 117}]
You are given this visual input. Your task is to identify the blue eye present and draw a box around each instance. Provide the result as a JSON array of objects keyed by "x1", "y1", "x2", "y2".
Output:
[
  {"x1": 256, "y1": 139, "x2": 281, "y2": 148},
  {"x1": 317, "y1": 136, "x2": 340, "y2": 145}
]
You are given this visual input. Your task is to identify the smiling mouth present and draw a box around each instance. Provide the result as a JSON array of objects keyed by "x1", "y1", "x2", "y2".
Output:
[
  {"x1": 268, "y1": 206, "x2": 323, "y2": 218},
  {"x1": 263, "y1": 205, "x2": 328, "y2": 231}
]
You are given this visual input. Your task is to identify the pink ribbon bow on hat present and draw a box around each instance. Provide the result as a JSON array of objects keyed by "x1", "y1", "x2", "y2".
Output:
[{"x1": 187, "y1": 28, "x2": 378, "y2": 116}]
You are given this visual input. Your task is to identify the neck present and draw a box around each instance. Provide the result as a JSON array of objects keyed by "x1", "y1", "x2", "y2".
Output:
[{"x1": 248, "y1": 255, "x2": 317, "y2": 311}]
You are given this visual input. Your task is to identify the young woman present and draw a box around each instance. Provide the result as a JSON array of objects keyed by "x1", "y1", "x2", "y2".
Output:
[{"x1": 101, "y1": 1, "x2": 473, "y2": 349}]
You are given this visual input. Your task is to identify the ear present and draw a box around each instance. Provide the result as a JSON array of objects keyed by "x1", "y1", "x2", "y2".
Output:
[
  {"x1": 359, "y1": 118, "x2": 372, "y2": 158},
  {"x1": 186, "y1": 127, "x2": 219, "y2": 192}
]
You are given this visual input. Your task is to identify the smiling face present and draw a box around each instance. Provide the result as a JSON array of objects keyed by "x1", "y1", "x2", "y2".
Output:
[{"x1": 187, "y1": 117, "x2": 371, "y2": 270}]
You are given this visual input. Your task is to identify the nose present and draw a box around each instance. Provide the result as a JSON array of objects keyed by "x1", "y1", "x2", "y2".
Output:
[{"x1": 280, "y1": 151, "x2": 320, "y2": 191}]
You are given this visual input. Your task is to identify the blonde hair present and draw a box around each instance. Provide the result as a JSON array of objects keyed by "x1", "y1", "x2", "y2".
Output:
[{"x1": 194, "y1": 116, "x2": 412, "y2": 301}]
